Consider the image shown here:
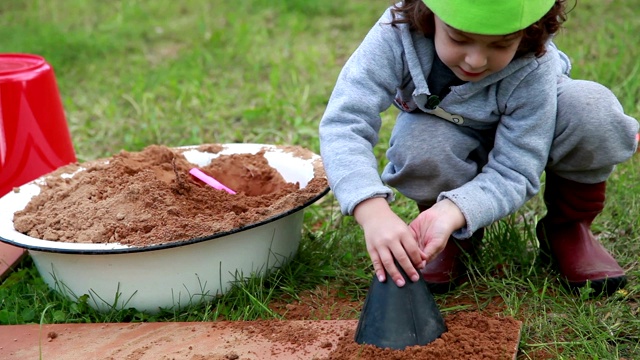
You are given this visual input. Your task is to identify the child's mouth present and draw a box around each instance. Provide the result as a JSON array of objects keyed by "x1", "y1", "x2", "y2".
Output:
[{"x1": 459, "y1": 68, "x2": 485, "y2": 77}]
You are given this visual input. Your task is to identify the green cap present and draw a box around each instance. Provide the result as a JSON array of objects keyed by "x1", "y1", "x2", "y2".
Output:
[{"x1": 422, "y1": 0, "x2": 556, "y2": 35}]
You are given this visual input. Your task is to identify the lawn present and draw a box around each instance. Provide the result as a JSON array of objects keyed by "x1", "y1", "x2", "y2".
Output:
[{"x1": 1, "y1": 0, "x2": 639, "y2": 358}]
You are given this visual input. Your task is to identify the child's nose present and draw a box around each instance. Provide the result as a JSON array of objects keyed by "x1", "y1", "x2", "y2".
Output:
[{"x1": 464, "y1": 49, "x2": 488, "y2": 69}]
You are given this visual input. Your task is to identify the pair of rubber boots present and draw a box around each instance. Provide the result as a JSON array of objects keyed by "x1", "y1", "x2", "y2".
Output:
[{"x1": 420, "y1": 173, "x2": 626, "y2": 295}]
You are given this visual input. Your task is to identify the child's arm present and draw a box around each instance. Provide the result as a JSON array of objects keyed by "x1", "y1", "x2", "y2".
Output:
[
  {"x1": 354, "y1": 197, "x2": 428, "y2": 287},
  {"x1": 319, "y1": 8, "x2": 405, "y2": 218}
]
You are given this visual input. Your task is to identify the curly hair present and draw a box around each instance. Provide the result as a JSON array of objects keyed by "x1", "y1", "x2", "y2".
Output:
[{"x1": 389, "y1": 0, "x2": 568, "y2": 58}]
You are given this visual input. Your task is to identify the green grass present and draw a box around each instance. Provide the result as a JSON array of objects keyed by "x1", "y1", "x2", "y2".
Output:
[{"x1": 1, "y1": 0, "x2": 639, "y2": 358}]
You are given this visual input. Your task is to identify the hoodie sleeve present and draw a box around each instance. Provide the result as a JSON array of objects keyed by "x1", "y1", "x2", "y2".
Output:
[
  {"x1": 439, "y1": 57, "x2": 558, "y2": 238},
  {"x1": 319, "y1": 9, "x2": 407, "y2": 215}
]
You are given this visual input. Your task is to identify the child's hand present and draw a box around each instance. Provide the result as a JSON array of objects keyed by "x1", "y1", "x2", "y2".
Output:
[
  {"x1": 354, "y1": 198, "x2": 428, "y2": 287},
  {"x1": 409, "y1": 199, "x2": 466, "y2": 263}
]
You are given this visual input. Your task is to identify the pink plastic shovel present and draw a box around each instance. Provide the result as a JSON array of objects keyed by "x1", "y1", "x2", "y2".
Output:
[{"x1": 189, "y1": 168, "x2": 236, "y2": 194}]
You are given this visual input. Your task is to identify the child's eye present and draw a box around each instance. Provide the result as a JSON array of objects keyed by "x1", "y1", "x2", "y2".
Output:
[
  {"x1": 492, "y1": 43, "x2": 513, "y2": 49},
  {"x1": 449, "y1": 36, "x2": 467, "y2": 44}
]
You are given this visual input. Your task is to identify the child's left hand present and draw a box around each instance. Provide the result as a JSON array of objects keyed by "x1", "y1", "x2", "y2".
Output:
[{"x1": 409, "y1": 199, "x2": 466, "y2": 263}]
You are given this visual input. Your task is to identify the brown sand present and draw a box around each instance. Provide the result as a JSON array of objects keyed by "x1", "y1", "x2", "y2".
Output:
[
  {"x1": 323, "y1": 311, "x2": 521, "y2": 359},
  {"x1": 265, "y1": 288, "x2": 523, "y2": 360},
  {"x1": 12, "y1": 144, "x2": 328, "y2": 247}
]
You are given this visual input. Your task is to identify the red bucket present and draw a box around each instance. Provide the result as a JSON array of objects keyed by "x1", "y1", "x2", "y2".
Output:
[{"x1": 0, "y1": 54, "x2": 77, "y2": 197}]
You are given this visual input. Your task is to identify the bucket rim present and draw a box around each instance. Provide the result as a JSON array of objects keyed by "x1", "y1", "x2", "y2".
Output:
[{"x1": 0, "y1": 53, "x2": 47, "y2": 78}]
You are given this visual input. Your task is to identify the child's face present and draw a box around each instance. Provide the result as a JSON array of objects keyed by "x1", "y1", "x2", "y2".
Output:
[{"x1": 433, "y1": 16, "x2": 523, "y2": 82}]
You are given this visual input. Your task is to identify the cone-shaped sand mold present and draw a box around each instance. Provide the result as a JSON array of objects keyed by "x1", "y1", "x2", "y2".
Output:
[{"x1": 355, "y1": 262, "x2": 447, "y2": 350}]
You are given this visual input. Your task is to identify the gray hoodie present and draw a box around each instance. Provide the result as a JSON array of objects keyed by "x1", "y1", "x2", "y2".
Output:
[{"x1": 319, "y1": 8, "x2": 571, "y2": 238}]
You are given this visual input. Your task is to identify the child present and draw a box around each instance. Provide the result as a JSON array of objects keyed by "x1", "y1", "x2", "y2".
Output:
[{"x1": 319, "y1": 0, "x2": 638, "y2": 295}]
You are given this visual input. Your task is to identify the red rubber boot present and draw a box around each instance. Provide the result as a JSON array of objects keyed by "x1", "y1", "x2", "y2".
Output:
[{"x1": 536, "y1": 173, "x2": 626, "y2": 295}]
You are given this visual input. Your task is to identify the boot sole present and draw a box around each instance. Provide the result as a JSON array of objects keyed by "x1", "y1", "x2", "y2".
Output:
[
  {"x1": 425, "y1": 281, "x2": 458, "y2": 294},
  {"x1": 565, "y1": 276, "x2": 627, "y2": 297}
]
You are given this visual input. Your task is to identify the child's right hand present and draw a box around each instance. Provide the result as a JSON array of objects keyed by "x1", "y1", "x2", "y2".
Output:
[{"x1": 353, "y1": 197, "x2": 428, "y2": 287}]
